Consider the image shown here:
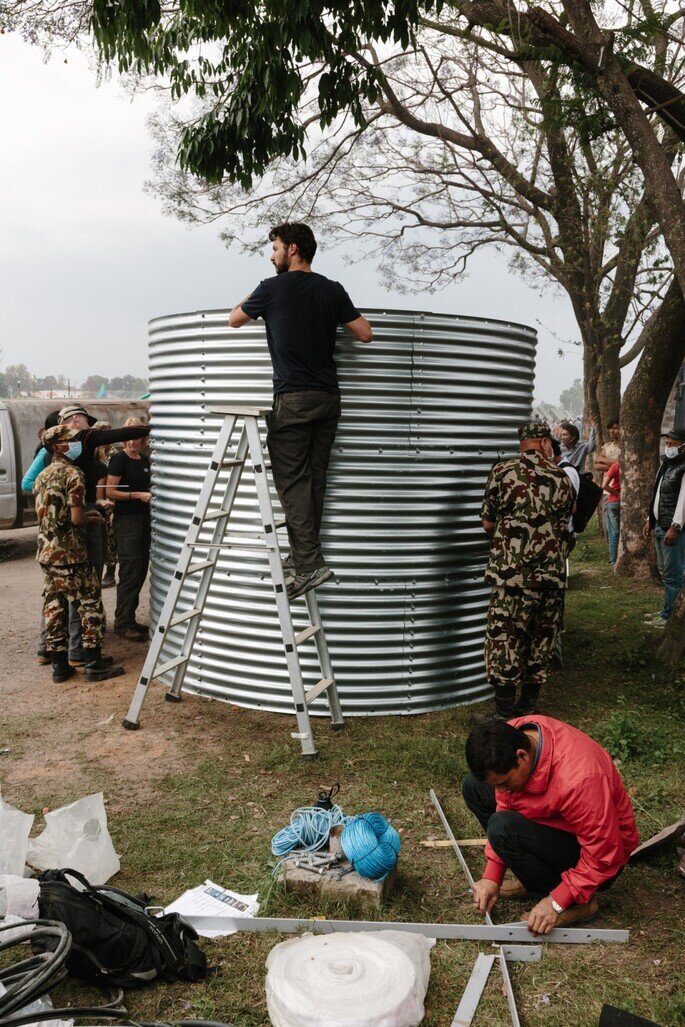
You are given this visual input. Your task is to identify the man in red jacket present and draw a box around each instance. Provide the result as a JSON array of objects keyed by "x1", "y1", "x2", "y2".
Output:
[{"x1": 462, "y1": 716, "x2": 639, "y2": 934}]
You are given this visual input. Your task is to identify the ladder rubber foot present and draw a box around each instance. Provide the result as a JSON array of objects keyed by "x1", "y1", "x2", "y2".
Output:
[
  {"x1": 122, "y1": 719, "x2": 140, "y2": 731},
  {"x1": 302, "y1": 752, "x2": 320, "y2": 761},
  {"x1": 164, "y1": 692, "x2": 182, "y2": 703},
  {"x1": 331, "y1": 723, "x2": 346, "y2": 732}
]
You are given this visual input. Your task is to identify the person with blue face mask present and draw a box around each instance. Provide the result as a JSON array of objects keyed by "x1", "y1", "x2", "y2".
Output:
[
  {"x1": 643, "y1": 428, "x2": 685, "y2": 627},
  {"x1": 34, "y1": 424, "x2": 125, "y2": 684},
  {"x1": 30, "y1": 407, "x2": 153, "y2": 667}
]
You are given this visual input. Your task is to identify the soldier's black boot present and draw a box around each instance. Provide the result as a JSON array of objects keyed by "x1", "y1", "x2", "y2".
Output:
[
  {"x1": 84, "y1": 648, "x2": 125, "y2": 682},
  {"x1": 514, "y1": 684, "x2": 541, "y2": 717},
  {"x1": 493, "y1": 686, "x2": 516, "y2": 720},
  {"x1": 52, "y1": 652, "x2": 76, "y2": 683}
]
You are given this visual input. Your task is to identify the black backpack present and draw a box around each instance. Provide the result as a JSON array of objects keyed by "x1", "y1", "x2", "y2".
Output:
[
  {"x1": 36, "y1": 868, "x2": 207, "y2": 988},
  {"x1": 560, "y1": 462, "x2": 603, "y2": 533}
]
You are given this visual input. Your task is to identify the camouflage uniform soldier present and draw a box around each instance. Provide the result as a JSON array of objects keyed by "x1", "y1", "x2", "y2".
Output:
[
  {"x1": 481, "y1": 420, "x2": 573, "y2": 718},
  {"x1": 35, "y1": 424, "x2": 124, "y2": 684}
]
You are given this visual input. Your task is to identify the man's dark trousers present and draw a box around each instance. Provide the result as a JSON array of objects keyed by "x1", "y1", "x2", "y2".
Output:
[
  {"x1": 114, "y1": 515, "x2": 151, "y2": 631},
  {"x1": 462, "y1": 773, "x2": 582, "y2": 899},
  {"x1": 266, "y1": 390, "x2": 340, "y2": 573}
]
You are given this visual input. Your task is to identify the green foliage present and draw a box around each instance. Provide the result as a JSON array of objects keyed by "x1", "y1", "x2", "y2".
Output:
[
  {"x1": 559, "y1": 377, "x2": 583, "y2": 415},
  {"x1": 599, "y1": 695, "x2": 641, "y2": 762},
  {"x1": 90, "y1": 0, "x2": 442, "y2": 185}
]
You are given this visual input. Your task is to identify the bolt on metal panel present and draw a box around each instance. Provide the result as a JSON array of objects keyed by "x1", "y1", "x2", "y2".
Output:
[{"x1": 148, "y1": 308, "x2": 536, "y2": 715}]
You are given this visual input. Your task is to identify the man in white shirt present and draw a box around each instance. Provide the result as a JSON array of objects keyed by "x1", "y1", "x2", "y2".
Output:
[{"x1": 643, "y1": 428, "x2": 685, "y2": 627}]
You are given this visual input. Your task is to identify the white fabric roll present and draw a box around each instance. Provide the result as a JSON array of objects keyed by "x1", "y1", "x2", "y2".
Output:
[{"x1": 265, "y1": 930, "x2": 434, "y2": 1027}]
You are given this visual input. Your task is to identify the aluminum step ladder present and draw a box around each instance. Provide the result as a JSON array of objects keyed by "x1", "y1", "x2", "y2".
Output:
[{"x1": 122, "y1": 405, "x2": 345, "y2": 759}]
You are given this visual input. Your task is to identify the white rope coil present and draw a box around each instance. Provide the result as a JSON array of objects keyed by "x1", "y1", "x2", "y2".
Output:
[{"x1": 265, "y1": 931, "x2": 434, "y2": 1027}]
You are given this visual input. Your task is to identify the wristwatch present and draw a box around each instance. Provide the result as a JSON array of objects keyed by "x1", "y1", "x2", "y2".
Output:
[{"x1": 550, "y1": 897, "x2": 564, "y2": 914}]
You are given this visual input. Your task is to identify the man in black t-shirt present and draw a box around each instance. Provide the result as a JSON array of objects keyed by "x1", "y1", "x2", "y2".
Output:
[{"x1": 229, "y1": 222, "x2": 372, "y2": 600}]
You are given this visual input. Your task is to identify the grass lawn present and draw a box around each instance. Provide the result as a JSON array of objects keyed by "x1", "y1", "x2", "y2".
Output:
[{"x1": 3, "y1": 524, "x2": 684, "y2": 1025}]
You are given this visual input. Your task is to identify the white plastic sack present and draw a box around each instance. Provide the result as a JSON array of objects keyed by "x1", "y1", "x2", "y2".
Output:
[
  {"x1": 265, "y1": 930, "x2": 435, "y2": 1027},
  {"x1": 0, "y1": 875, "x2": 40, "y2": 919},
  {"x1": 0, "y1": 981, "x2": 73, "y2": 1027},
  {"x1": 26, "y1": 792, "x2": 120, "y2": 885},
  {"x1": 0, "y1": 795, "x2": 34, "y2": 877}
]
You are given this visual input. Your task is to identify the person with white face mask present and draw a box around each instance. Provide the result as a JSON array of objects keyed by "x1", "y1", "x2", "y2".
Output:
[{"x1": 642, "y1": 428, "x2": 685, "y2": 627}]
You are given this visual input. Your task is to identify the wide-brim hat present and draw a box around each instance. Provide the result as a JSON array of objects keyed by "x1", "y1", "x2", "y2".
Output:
[
  {"x1": 660, "y1": 427, "x2": 685, "y2": 442},
  {"x1": 58, "y1": 404, "x2": 97, "y2": 426},
  {"x1": 43, "y1": 424, "x2": 81, "y2": 449}
]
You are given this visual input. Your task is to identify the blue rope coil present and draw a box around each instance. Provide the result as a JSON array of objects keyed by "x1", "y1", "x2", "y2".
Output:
[
  {"x1": 341, "y1": 812, "x2": 401, "y2": 881},
  {"x1": 271, "y1": 805, "x2": 350, "y2": 858}
]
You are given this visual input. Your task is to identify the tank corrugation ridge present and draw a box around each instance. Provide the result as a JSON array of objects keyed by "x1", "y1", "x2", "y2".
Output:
[{"x1": 148, "y1": 308, "x2": 535, "y2": 715}]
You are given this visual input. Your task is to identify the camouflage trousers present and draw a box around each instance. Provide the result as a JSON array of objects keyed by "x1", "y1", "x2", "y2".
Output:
[
  {"x1": 484, "y1": 586, "x2": 564, "y2": 690},
  {"x1": 41, "y1": 563, "x2": 105, "y2": 653}
]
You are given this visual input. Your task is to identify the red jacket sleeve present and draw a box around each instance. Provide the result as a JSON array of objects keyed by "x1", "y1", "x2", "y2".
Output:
[{"x1": 550, "y1": 774, "x2": 628, "y2": 908}]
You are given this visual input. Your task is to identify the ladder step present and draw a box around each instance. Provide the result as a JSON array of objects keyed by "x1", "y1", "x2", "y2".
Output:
[
  {"x1": 305, "y1": 677, "x2": 334, "y2": 704},
  {"x1": 222, "y1": 458, "x2": 245, "y2": 466},
  {"x1": 295, "y1": 624, "x2": 321, "y2": 646},
  {"x1": 187, "y1": 559, "x2": 215, "y2": 574},
  {"x1": 274, "y1": 520, "x2": 287, "y2": 529},
  {"x1": 186, "y1": 538, "x2": 266, "y2": 551},
  {"x1": 203, "y1": 508, "x2": 232, "y2": 521},
  {"x1": 168, "y1": 608, "x2": 201, "y2": 628},
  {"x1": 156, "y1": 654, "x2": 189, "y2": 677}
]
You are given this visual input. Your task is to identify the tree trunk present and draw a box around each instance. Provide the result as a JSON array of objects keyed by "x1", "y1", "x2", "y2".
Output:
[
  {"x1": 579, "y1": 323, "x2": 621, "y2": 444},
  {"x1": 616, "y1": 279, "x2": 685, "y2": 577}
]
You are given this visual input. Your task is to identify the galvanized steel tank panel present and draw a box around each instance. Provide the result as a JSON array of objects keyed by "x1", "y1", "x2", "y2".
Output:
[{"x1": 148, "y1": 308, "x2": 535, "y2": 716}]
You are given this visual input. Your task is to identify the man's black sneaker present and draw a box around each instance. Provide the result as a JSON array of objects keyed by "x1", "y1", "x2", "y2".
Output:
[
  {"x1": 115, "y1": 626, "x2": 148, "y2": 642},
  {"x1": 282, "y1": 554, "x2": 296, "y2": 586},
  {"x1": 287, "y1": 566, "x2": 333, "y2": 601},
  {"x1": 130, "y1": 622, "x2": 149, "y2": 634}
]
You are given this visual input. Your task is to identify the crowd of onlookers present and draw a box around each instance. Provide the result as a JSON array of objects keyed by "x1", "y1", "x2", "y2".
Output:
[
  {"x1": 550, "y1": 415, "x2": 685, "y2": 629},
  {"x1": 23, "y1": 405, "x2": 151, "y2": 681}
]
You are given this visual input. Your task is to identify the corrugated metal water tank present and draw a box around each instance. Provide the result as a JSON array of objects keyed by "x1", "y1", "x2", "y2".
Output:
[{"x1": 149, "y1": 308, "x2": 535, "y2": 716}]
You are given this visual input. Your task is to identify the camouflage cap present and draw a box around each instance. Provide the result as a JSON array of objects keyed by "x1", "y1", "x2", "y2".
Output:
[
  {"x1": 518, "y1": 419, "x2": 552, "y2": 441},
  {"x1": 58, "y1": 404, "x2": 96, "y2": 426},
  {"x1": 43, "y1": 424, "x2": 80, "y2": 449}
]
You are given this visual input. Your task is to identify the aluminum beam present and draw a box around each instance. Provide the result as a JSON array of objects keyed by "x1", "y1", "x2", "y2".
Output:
[
  {"x1": 183, "y1": 914, "x2": 628, "y2": 944},
  {"x1": 430, "y1": 789, "x2": 521, "y2": 1027},
  {"x1": 451, "y1": 953, "x2": 495, "y2": 1027}
]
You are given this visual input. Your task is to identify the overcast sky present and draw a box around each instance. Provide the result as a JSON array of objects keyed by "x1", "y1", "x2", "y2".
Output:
[{"x1": 0, "y1": 35, "x2": 585, "y2": 402}]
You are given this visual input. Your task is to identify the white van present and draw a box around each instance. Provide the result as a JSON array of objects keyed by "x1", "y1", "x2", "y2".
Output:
[{"x1": 0, "y1": 399, "x2": 149, "y2": 529}]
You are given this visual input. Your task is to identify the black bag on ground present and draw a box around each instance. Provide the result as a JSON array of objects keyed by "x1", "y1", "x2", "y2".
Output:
[
  {"x1": 560, "y1": 462, "x2": 603, "y2": 533},
  {"x1": 35, "y1": 868, "x2": 207, "y2": 988}
]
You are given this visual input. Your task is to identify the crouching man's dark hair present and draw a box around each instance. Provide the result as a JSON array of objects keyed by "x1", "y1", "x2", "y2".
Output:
[
  {"x1": 465, "y1": 719, "x2": 532, "y2": 781},
  {"x1": 269, "y1": 222, "x2": 317, "y2": 263}
]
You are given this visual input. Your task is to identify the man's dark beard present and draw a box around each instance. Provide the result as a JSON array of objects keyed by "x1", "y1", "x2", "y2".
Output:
[{"x1": 274, "y1": 260, "x2": 289, "y2": 275}]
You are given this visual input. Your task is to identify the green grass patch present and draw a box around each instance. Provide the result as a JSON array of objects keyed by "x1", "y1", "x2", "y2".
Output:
[{"x1": 2, "y1": 521, "x2": 684, "y2": 1025}]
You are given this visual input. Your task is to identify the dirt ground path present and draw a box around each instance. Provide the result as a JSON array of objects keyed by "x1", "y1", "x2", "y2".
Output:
[{"x1": 0, "y1": 528, "x2": 223, "y2": 811}]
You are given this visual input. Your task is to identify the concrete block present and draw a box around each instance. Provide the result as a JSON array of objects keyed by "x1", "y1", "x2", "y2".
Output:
[{"x1": 278, "y1": 859, "x2": 397, "y2": 909}]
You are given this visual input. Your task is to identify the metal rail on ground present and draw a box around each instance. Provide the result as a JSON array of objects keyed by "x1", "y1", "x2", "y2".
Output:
[
  {"x1": 430, "y1": 788, "x2": 523, "y2": 1026},
  {"x1": 181, "y1": 914, "x2": 628, "y2": 945}
]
